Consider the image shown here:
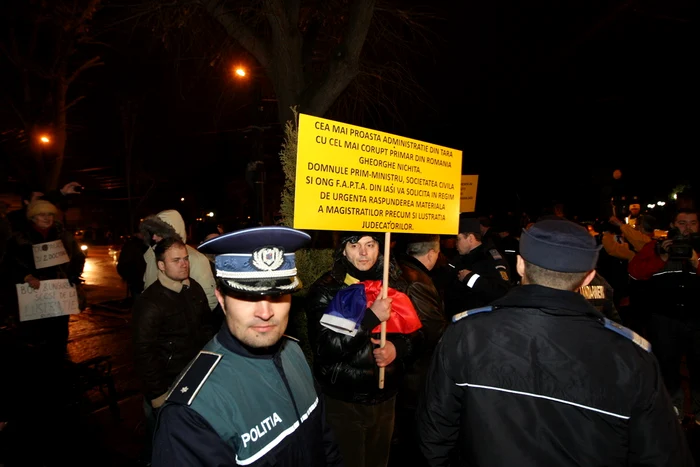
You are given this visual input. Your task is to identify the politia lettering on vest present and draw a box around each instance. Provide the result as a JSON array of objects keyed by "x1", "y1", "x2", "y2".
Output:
[{"x1": 241, "y1": 413, "x2": 283, "y2": 447}]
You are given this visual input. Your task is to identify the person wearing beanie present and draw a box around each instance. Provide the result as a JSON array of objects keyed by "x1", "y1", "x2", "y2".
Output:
[
  {"x1": 417, "y1": 219, "x2": 693, "y2": 466},
  {"x1": 6, "y1": 181, "x2": 83, "y2": 235},
  {"x1": 4, "y1": 199, "x2": 85, "y2": 355},
  {"x1": 306, "y1": 230, "x2": 423, "y2": 467},
  {"x1": 25, "y1": 199, "x2": 58, "y2": 220}
]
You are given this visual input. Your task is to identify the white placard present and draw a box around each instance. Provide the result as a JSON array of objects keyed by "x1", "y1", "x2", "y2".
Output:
[
  {"x1": 33, "y1": 240, "x2": 69, "y2": 269},
  {"x1": 16, "y1": 279, "x2": 80, "y2": 322}
]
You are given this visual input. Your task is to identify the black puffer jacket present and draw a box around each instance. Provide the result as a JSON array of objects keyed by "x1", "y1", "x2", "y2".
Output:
[{"x1": 306, "y1": 256, "x2": 424, "y2": 405}]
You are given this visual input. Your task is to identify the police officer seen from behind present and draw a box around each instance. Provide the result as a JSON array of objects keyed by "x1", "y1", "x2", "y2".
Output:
[
  {"x1": 443, "y1": 216, "x2": 511, "y2": 318},
  {"x1": 417, "y1": 219, "x2": 693, "y2": 466},
  {"x1": 152, "y1": 226, "x2": 342, "y2": 467}
]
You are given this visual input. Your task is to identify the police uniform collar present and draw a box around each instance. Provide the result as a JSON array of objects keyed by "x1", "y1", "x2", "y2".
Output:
[
  {"x1": 215, "y1": 323, "x2": 282, "y2": 359},
  {"x1": 462, "y1": 243, "x2": 486, "y2": 259},
  {"x1": 491, "y1": 284, "x2": 603, "y2": 319}
]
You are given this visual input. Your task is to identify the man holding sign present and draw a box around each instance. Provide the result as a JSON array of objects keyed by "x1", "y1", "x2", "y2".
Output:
[{"x1": 306, "y1": 231, "x2": 423, "y2": 467}]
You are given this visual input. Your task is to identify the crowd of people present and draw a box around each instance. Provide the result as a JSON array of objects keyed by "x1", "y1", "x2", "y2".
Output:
[
  {"x1": 1, "y1": 186, "x2": 698, "y2": 466},
  {"x1": 124, "y1": 194, "x2": 698, "y2": 467}
]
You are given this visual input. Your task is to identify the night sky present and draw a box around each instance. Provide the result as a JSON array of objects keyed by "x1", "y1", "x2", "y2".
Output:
[{"x1": 1, "y1": 0, "x2": 696, "y2": 231}]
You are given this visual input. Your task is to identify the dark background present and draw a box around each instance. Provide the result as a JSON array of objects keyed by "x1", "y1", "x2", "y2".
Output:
[{"x1": 1, "y1": 0, "x2": 696, "y2": 233}]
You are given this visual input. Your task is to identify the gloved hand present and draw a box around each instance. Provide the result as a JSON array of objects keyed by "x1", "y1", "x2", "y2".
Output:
[{"x1": 67, "y1": 275, "x2": 83, "y2": 287}]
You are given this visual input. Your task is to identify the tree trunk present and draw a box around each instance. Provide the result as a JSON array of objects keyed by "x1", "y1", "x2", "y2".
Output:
[
  {"x1": 202, "y1": 0, "x2": 375, "y2": 126},
  {"x1": 45, "y1": 74, "x2": 68, "y2": 192}
]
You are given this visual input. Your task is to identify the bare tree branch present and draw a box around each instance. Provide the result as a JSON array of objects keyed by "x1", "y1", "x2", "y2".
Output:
[
  {"x1": 343, "y1": 0, "x2": 377, "y2": 63},
  {"x1": 64, "y1": 95, "x2": 86, "y2": 112},
  {"x1": 6, "y1": 99, "x2": 28, "y2": 129},
  {"x1": 200, "y1": 0, "x2": 271, "y2": 68},
  {"x1": 66, "y1": 55, "x2": 103, "y2": 85},
  {"x1": 264, "y1": 0, "x2": 292, "y2": 45},
  {"x1": 64, "y1": 0, "x2": 102, "y2": 33}
]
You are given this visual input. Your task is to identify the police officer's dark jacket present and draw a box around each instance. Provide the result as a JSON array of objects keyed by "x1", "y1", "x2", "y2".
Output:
[
  {"x1": 152, "y1": 325, "x2": 342, "y2": 466},
  {"x1": 306, "y1": 257, "x2": 423, "y2": 405},
  {"x1": 443, "y1": 243, "x2": 511, "y2": 317},
  {"x1": 579, "y1": 272, "x2": 622, "y2": 323},
  {"x1": 417, "y1": 284, "x2": 693, "y2": 467}
]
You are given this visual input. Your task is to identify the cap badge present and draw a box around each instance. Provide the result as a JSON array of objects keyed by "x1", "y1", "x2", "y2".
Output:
[{"x1": 252, "y1": 247, "x2": 285, "y2": 271}]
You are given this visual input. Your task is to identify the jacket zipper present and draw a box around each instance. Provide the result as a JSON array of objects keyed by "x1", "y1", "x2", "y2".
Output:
[
  {"x1": 273, "y1": 353, "x2": 302, "y2": 421},
  {"x1": 165, "y1": 341, "x2": 173, "y2": 370}
]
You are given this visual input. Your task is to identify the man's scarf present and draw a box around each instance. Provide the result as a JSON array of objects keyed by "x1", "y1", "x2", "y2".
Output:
[{"x1": 320, "y1": 280, "x2": 422, "y2": 336}]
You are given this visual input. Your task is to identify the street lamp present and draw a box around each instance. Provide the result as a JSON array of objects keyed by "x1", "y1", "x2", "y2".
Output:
[
  {"x1": 39, "y1": 134, "x2": 51, "y2": 144},
  {"x1": 207, "y1": 212, "x2": 215, "y2": 217},
  {"x1": 180, "y1": 197, "x2": 185, "y2": 202},
  {"x1": 234, "y1": 67, "x2": 246, "y2": 77}
]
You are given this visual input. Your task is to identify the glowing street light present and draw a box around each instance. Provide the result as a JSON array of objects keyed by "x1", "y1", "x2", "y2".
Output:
[
  {"x1": 39, "y1": 134, "x2": 51, "y2": 144},
  {"x1": 180, "y1": 197, "x2": 185, "y2": 202},
  {"x1": 234, "y1": 67, "x2": 246, "y2": 77},
  {"x1": 207, "y1": 212, "x2": 215, "y2": 217}
]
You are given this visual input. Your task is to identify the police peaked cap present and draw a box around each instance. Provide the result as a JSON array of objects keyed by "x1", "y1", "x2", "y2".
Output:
[{"x1": 198, "y1": 226, "x2": 311, "y2": 296}]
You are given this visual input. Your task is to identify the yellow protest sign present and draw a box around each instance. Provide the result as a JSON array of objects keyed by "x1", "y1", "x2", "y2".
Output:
[
  {"x1": 460, "y1": 175, "x2": 479, "y2": 213},
  {"x1": 294, "y1": 114, "x2": 463, "y2": 234}
]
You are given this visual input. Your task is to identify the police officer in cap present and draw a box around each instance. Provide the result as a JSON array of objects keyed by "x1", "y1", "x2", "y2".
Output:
[
  {"x1": 152, "y1": 226, "x2": 342, "y2": 467},
  {"x1": 442, "y1": 215, "x2": 512, "y2": 318},
  {"x1": 417, "y1": 219, "x2": 693, "y2": 466}
]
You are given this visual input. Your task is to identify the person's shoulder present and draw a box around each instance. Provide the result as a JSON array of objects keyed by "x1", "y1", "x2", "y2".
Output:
[
  {"x1": 281, "y1": 335, "x2": 305, "y2": 355},
  {"x1": 451, "y1": 305, "x2": 497, "y2": 324},
  {"x1": 600, "y1": 318, "x2": 652, "y2": 354},
  {"x1": 166, "y1": 350, "x2": 224, "y2": 406},
  {"x1": 485, "y1": 247, "x2": 508, "y2": 264},
  {"x1": 140, "y1": 280, "x2": 167, "y2": 299}
]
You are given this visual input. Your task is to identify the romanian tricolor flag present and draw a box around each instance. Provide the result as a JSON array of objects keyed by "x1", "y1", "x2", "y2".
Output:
[{"x1": 320, "y1": 280, "x2": 422, "y2": 336}]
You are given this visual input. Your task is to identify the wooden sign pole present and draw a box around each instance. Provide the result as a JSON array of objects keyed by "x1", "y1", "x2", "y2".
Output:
[{"x1": 378, "y1": 231, "x2": 391, "y2": 389}]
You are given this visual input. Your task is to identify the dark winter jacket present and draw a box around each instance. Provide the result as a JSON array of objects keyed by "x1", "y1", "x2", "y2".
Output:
[
  {"x1": 132, "y1": 276, "x2": 213, "y2": 401},
  {"x1": 306, "y1": 256, "x2": 424, "y2": 404},
  {"x1": 396, "y1": 254, "x2": 446, "y2": 409},
  {"x1": 5, "y1": 220, "x2": 85, "y2": 285}
]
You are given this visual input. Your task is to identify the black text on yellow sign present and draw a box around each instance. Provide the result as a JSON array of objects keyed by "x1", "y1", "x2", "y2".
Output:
[{"x1": 294, "y1": 114, "x2": 463, "y2": 234}]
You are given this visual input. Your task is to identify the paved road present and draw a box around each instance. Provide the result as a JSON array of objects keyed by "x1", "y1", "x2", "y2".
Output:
[{"x1": 71, "y1": 245, "x2": 146, "y2": 465}]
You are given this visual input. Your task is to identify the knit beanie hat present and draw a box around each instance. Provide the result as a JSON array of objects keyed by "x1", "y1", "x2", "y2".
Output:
[{"x1": 26, "y1": 200, "x2": 58, "y2": 219}]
